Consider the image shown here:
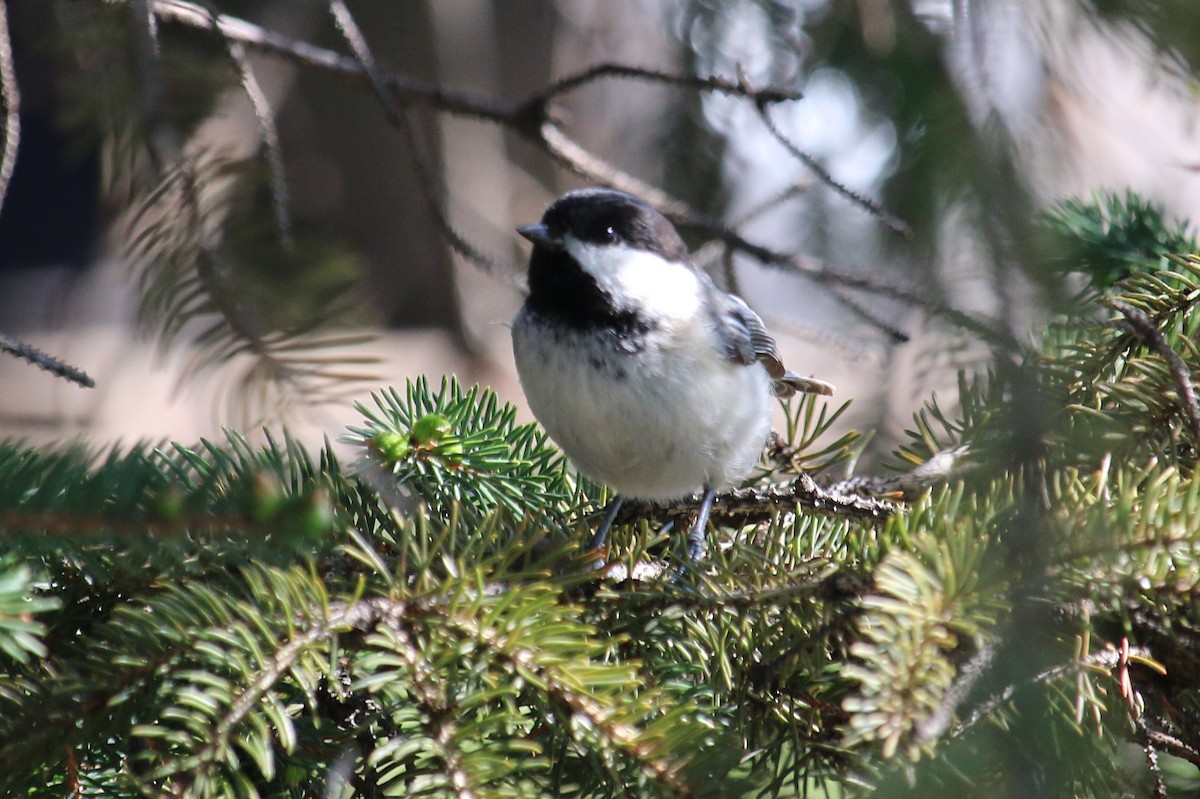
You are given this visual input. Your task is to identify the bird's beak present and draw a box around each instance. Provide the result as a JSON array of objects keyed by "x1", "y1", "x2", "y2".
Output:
[{"x1": 517, "y1": 223, "x2": 562, "y2": 250}]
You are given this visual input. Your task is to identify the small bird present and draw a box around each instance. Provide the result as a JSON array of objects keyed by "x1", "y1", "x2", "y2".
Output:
[{"x1": 512, "y1": 188, "x2": 834, "y2": 560}]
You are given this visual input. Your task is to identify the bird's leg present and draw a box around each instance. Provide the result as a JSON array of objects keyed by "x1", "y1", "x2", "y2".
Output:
[
  {"x1": 686, "y1": 486, "x2": 716, "y2": 561},
  {"x1": 588, "y1": 494, "x2": 625, "y2": 551}
]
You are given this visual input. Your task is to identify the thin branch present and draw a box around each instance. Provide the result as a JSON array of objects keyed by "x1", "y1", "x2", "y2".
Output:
[
  {"x1": 835, "y1": 445, "x2": 972, "y2": 500},
  {"x1": 151, "y1": 0, "x2": 513, "y2": 123},
  {"x1": 720, "y1": 244, "x2": 740, "y2": 297},
  {"x1": 695, "y1": 186, "x2": 912, "y2": 343},
  {"x1": 824, "y1": 284, "x2": 912, "y2": 343},
  {"x1": 1136, "y1": 717, "x2": 1168, "y2": 799},
  {"x1": 520, "y1": 62, "x2": 804, "y2": 111},
  {"x1": 1143, "y1": 727, "x2": 1200, "y2": 769},
  {"x1": 170, "y1": 0, "x2": 293, "y2": 246},
  {"x1": 1108, "y1": 299, "x2": 1200, "y2": 448},
  {"x1": 948, "y1": 647, "x2": 1148, "y2": 740},
  {"x1": 538, "y1": 120, "x2": 701, "y2": 220},
  {"x1": 690, "y1": 181, "x2": 811, "y2": 276},
  {"x1": 226, "y1": 39, "x2": 293, "y2": 248},
  {"x1": 126, "y1": 1, "x2": 381, "y2": 414},
  {"x1": 0, "y1": 0, "x2": 19, "y2": 217},
  {"x1": 915, "y1": 640, "x2": 997, "y2": 744},
  {"x1": 130, "y1": 0, "x2": 164, "y2": 134},
  {"x1": 0, "y1": 333, "x2": 95, "y2": 388},
  {"x1": 325, "y1": 0, "x2": 401, "y2": 127}
]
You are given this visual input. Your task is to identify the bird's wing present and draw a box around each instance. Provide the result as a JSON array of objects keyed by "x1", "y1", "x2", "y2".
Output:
[{"x1": 716, "y1": 292, "x2": 835, "y2": 398}]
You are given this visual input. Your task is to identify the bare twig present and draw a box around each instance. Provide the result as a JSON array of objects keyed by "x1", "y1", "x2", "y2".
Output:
[
  {"x1": 325, "y1": 0, "x2": 400, "y2": 126},
  {"x1": 694, "y1": 186, "x2": 912, "y2": 343},
  {"x1": 616, "y1": 472, "x2": 897, "y2": 529},
  {"x1": 1108, "y1": 299, "x2": 1200, "y2": 448},
  {"x1": 824, "y1": 284, "x2": 912, "y2": 343},
  {"x1": 755, "y1": 97, "x2": 912, "y2": 239},
  {"x1": 327, "y1": 0, "x2": 509, "y2": 283},
  {"x1": 537, "y1": 120, "x2": 701, "y2": 220},
  {"x1": 948, "y1": 647, "x2": 1141, "y2": 740},
  {"x1": 129, "y1": 0, "x2": 164, "y2": 134},
  {"x1": 720, "y1": 245, "x2": 741, "y2": 297},
  {"x1": 172, "y1": 0, "x2": 294, "y2": 246},
  {"x1": 151, "y1": 0, "x2": 514, "y2": 123},
  {"x1": 0, "y1": 0, "x2": 19, "y2": 217},
  {"x1": 521, "y1": 62, "x2": 804, "y2": 111},
  {"x1": 0, "y1": 333, "x2": 95, "y2": 388},
  {"x1": 544, "y1": 116, "x2": 929, "y2": 346},
  {"x1": 691, "y1": 181, "x2": 811, "y2": 275},
  {"x1": 1136, "y1": 717, "x2": 1168, "y2": 799}
]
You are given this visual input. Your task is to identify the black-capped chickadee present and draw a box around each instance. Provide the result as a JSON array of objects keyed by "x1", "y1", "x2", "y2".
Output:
[{"x1": 512, "y1": 188, "x2": 834, "y2": 561}]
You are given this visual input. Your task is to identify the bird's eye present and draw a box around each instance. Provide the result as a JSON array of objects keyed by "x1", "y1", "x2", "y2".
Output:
[{"x1": 600, "y1": 225, "x2": 617, "y2": 243}]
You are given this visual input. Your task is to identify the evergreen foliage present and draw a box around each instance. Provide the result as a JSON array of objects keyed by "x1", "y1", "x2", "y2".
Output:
[
  {"x1": 4, "y1": 190, "x2": 1200, "y2": 796},
  {"x1": 1039, "y1": 191, "x2": 1196, "y2": 289},
  {"x1": 4, "y1": 1, "x2": 1200, "y2": 792}
]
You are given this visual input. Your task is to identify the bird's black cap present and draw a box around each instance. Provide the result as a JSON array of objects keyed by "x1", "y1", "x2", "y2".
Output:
[{"x1": 521, "y1": 189, "x2": 689, "y2": 263}]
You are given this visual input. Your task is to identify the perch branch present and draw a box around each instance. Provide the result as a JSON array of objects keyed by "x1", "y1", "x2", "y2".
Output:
[{"x1": 615, "y1": 472, "x2": 897, "y2": 529}]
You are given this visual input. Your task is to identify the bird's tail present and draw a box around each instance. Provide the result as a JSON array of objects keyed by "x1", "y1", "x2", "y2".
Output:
[{"x1": 772, "y1": 372, "x2": 836, "y2": 398}]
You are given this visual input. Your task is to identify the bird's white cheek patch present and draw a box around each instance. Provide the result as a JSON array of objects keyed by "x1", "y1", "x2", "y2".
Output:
[
  {"x1": 615, "y1": 253, "x2": 703, "y2": 322},
  {"x1": 566, "y1": 240, "x2": 704, "y2": 323}
]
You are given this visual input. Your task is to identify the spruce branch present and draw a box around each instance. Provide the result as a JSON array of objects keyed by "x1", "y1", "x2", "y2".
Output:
[
  {"x1": 1040, "y1": 191, "x2": 1197, "y2": 289},
  {"x1": 163, "y1": 591, "x2": 369, "y2": 793},
  {"x1": 1108, "y1": 298, "x2": 1200, "y2": 448},
  {"x1": 0, "y1": 565, "x2": 59, "y2": 664},
  {"x1": 126, "y1": 154, "x2": 378, "y2": 417},
  {"x1": 344, "y1": 377, "x2": 575, "y2": 524}
]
